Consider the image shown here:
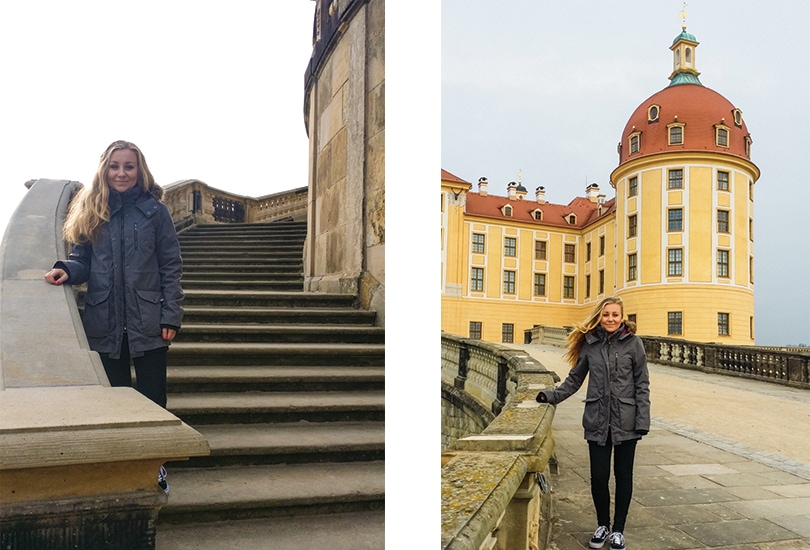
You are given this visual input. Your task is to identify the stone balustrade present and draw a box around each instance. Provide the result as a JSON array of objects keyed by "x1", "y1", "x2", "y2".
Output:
[
  {"x1": 161, "y1": 179, "x2": 307, "y2": 229},
  {"x1": 0, "y1": 179, "x2": 209, "y2": 549},
  {"x1": 525, "y1": 325, "x2": 810, "y2": 389},
  {"x1": 441, "y1": 333, "x2": 561, "y2": 550}
]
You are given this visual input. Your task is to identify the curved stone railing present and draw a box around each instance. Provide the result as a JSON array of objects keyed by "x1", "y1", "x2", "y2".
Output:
[
  {"x1": 441, "y1": 333, "x2": 561, "y2": 550},
  {"x1": 161, "y1": 179, "x2": 307, "y2": 229},
  {"x1": 0, "y1": 179, "x2": 209, "y2": 549},
  {"x1": 526, "y1": 325, "x2": 810, "y2": 390}
]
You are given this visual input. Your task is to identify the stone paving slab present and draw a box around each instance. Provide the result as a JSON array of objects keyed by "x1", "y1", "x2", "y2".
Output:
[{"x1": 508, "y1": 344, "x2": 810, "y2": 549}]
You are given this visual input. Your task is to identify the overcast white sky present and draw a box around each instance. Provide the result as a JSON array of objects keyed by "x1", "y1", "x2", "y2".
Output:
[
  {"x1": 0, "y1": 2, "x2": 315, "y2": 242},
  {"x1": 442, "y1": 0, "x2": 810, "y2": 347}
]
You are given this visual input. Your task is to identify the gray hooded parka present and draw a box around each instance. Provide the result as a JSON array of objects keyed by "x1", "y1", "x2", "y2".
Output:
[
  {"x1": 55, "y1": 186, "x2": 184, "y2": 359},
  {"x1": 538, "y1": 325, "x2": 650, "y2": 445}
]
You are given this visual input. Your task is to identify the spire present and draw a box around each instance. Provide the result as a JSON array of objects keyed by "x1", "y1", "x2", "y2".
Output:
[{"x1": 668, "y1": 2, "x2": 702, "y2": 86}]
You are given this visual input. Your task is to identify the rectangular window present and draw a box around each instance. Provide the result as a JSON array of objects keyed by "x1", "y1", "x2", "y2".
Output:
[
  {"x1": 586, "y1": 242, "x2": 592, "y2": 261},
  {"x1": 750, "y1": 316, "x2": 754, "y2": 339},
  {"x1": 470, "y1": 267, "x2": 484, "y2": 291},
  {"x1": 585, "y1": 274, "x2": 591, "y2": 298},
  {"x1": 534, "y1": 240, "x2": 547, "y2": 260},
  {"x1": 668, "y1": 208, "x2": 683, "y2": 231},
  {"x1": 749, "y1": 218, "x2": 753, "y2": 241},
  {"x1": 628, "y1": 176, "x2": 638, "y2": 197},
  {"x1": 668, "y1": 248, "x2": 683, "y2": 276},
  {"x1": 564, "y1": 244, "x2": 576, "y2": 263},
  {"x1": 717, "y1": 171, "x2": 729, "y2": 191},
  {"x1": 563, "y1": 276, "x2": 575, "y2": 299},
  {"x1": 669, "y1": 126, "x2": 683, "y2": 144},
  {"x1": 668, "y1": 311, "x2": 683, "y2": 335},
  {"x1": 534, "y1": 273, "x2": 546, "y2": 296},
  {"x1": 469, "y1": 321, "x2": 482, "y2": 340},
  {"x1": 718, "y1": 313, "x2": 730, "y2": 336},
  {"x1": 504, "y1": 237, "x2": 516, "y2": 257},
  {"x1": 668, "y1": 168, "x2": 683, "y2": 189},
  {"x1": 717, "y1": 127, "x2": 729, "y2": 147},
  {"x1": 717, "y1": 210, "x2": 729, "y2": 233},
  {"x1": 628, "y1": 214, "x2": 637, "y2": 237},
  {"x1": 628, "y1": 253, "x2": 637, "y2": 281},
  {"x1": 717, "y1": 249, "x2": 730, "y2": 278},
  {"x1": 599, "y1": 269, "x2": 605, "y2": 294},
  {"x1": 630, "y1": 134, "x2": 640, "y2": 154},
  {"x1": 472, "y1": 233, "x2": 485, "y2": 253},
  {"x1": 502, "y1": 323, "x2": 514, "y2": 344},
  {"x1": 628, "y1": 313, "x2": 637, "y2": 325},
  {"x1": 750, "y1": 256, "x2": 754, "y2": 284},
  {"x1": 599, "y1": 236, "x2": 606, "y2": 256},
  {"x1": 503, "y1": 270, "x2": 516, "y2": 294}
]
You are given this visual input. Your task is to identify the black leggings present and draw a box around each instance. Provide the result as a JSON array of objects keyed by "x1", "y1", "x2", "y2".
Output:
[
  {"x1": 100, "y1": 334, "x2": 168, "y2": 408},
  {"x1": 588, "y1": 436, "x2": 638, "y2": 533}
]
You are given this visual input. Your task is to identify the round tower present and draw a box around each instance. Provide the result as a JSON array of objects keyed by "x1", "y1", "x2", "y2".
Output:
[{"x1": 610, "y1": 25, "x2": 760, "y2": 344}]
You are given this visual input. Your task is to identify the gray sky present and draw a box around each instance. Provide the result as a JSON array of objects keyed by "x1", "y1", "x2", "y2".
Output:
[
  {"x1": 0, "y1": 1, "x2": 314, "y2": 242},
  {"x1": 442, "y1": 0, "x2": 810, "y2": 346}
]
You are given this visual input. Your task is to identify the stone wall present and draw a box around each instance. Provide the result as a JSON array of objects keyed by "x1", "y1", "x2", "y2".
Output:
[{"x1": 303, "y1": 0, "x2": 385, "y2": 326}]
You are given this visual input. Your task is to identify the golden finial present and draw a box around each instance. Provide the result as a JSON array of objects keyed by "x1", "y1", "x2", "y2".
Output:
[
  {"x1": 679, "y1": 2, "x2": 688, "y2": 29},
  {"x1": 517, "y1": 170, "x2": 522, "y2": 184}
]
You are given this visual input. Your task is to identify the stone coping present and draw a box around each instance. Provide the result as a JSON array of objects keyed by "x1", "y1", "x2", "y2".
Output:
[
  {"x1": 441, "y1": 452, "x2": 527, "y2": 550},
  {"x1": 0, "y1": 386, "x2": 209, "y2": 470}
]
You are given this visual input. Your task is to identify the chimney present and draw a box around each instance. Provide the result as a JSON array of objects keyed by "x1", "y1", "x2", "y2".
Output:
[
  {"x1": 586, "y1": 183, "x2": 600, "y2": 203},
  {"x1": 478, "y1": 177, "x2": 488, "y2": 197},
  {"x1": 507, "y1": 181, "x2": 517, "y2": 201},
  {"x1": 535, "y1": 186, "x2": 546, "y2": 204}
]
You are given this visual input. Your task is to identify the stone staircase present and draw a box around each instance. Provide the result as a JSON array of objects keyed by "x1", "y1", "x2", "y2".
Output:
[{"x1": 155, "y1": 221, "x2": 385, "y2": 549}]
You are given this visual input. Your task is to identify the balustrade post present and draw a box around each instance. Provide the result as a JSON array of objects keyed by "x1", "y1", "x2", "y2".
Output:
[
  {"x1": 455, "y1": 343, "x2": 469, "y2": 389},
  {"x1": 493, "y1": 361, "x2": 508, "y2": 415}
]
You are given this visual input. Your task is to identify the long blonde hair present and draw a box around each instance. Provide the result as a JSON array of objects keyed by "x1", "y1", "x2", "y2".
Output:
[
  {"x1": 562, "y1": 296, "x2": 636, "y2": 366},
  {"x1": 63, "y1": 140, "x2": 162, "y2": 244}
]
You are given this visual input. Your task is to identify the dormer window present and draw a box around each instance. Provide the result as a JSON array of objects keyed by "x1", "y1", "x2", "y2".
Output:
[
  {"x1": 502, "y1": 204, "x2": 513, "y2": 217},
  {"x1": 715, "y1": 124, "x2": 730, "y2": 148},
  {"x1": 667, "y1": 123, "x2": 685, "y2": 145},
  {"x1": 744, "y1": 135, "x2": 752, "y2": 158},
  {"x1": 567, "y1": 214, "x2": 577, "y2": 225},
  {"x1": 629, "y1": 131, "x2": 641, "y2": 154},
  {"x1": 648, "y1": 104, "x2": 660, "y2": 123},
  {"x1": 733, "y1": 109, "x2": 743, "y2": 127},
  {"x1": 532, "y1": 209, "x2": 543, "y2": 221}
]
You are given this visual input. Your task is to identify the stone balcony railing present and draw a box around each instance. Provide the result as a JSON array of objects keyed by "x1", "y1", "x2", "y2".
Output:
[
  {"x1": 525, "y1": 326, "x2": 810, "y2": 390},
  {"x1": 161, "y1": 179, "x2": 307, "y2": 230},
  {"x1": 441, "y1": 333, "x2": 561, "y2": 550}
]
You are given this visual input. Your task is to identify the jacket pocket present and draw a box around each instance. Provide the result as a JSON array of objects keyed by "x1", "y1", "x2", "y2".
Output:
[
  {"x1": 582, "y1": 396, "x2": 603, "y2": 431},
  {"x1": 135, "y1": 289, "x2": 163, "y2": 337},
  {"x1": 617, "y1": 396, "x2": 637, "y2": 431},
  {"x1": 82, "y1": 289, "x2": 111, "y2": 337}
]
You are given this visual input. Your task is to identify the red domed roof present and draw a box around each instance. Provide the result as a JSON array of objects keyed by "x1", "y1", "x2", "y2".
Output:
[{"x1": 618, "y1": 83, "x2": 751, "y2": 165}]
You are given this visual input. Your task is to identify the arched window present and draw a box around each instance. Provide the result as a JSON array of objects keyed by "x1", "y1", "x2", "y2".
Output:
[{"x1": 685, "y1": 47, "x2": 692, "y2": 64}]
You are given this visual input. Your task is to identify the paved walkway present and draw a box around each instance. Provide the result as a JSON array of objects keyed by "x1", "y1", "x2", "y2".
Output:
[{"x1": 509, "y1": 343, "x2": 810, "y2": 550}]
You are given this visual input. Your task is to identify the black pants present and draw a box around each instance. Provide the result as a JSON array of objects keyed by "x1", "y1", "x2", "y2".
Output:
[
  {"x1": 588, "y1": 436, "x2": 638, "y2": 533},
  {"x1": 100, "y1": 334, "x2": 168, "y2": 408}
]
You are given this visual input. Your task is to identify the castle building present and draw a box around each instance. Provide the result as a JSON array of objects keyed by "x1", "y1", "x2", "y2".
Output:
[{"x1": 441, "y1": 24, "x2": 759, "y2": 345}]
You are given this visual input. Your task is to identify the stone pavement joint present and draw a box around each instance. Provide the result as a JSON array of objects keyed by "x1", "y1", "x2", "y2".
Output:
[{"x1": 509, "y1": 343, "x2": 810, "y2": 550}]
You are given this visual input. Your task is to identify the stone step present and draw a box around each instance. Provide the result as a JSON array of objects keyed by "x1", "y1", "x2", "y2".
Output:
[
  {"x1": 167, "y1": 365, "x2": 385, "y2": 393},
  {"x1": 167, "y1": 390, "x2": 385, "y2": 424},
  {"x1": 180, "y1": 306, "x2": 376, "y2": 325},
  {"x1": 181, "y1": 279, "x2": 304, "y2": 292},
  {"x1": 175, "y1": 324, "x2": 384, "y2": 344},
  {"x1": 182, "y1": 290, "x2": 354, "y2": 308},
  {"x1": 181, "y1": 258, "x2": 302, "y2": 268},
  {"x1": 155, "y1": 510, "x2": 385, "y2": 550},
  {"x1": 167, "y1": 420, "x2": 384, "y2": 468},
  {"x1": 168, "y1": 342, "x2": 384, "y2": 367},
  {"x1": 181, "y1": 271, "x2": 303, "y2": 280},
  {"x1": 181, "y1": 250, "x2": 302, "y2": 259},
  {"x1": 156, "y1": 461, "x2": 385, "y2": 525}
]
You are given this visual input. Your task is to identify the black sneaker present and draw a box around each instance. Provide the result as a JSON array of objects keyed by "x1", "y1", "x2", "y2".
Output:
[
  {"x1": 158, "y1": 465, "x2": 169, "y2": 494},
  {"x1": 589, "y1": 525, "x2": 610, "y2": 548},
  {"x1": 609, "y1": 531, "x2": 626, "y2": 550}
]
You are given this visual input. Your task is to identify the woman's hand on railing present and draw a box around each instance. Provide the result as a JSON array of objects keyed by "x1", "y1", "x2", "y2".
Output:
[{"x1": 44, "y1": 268, "x2": 68, "y2": 285}]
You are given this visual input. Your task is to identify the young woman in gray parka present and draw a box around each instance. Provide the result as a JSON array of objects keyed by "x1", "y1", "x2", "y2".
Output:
[
  {"x1": 45, "y1": 140, "x2": 183, "y2": 494},
  {"x1": 536, "y1": 296, "x2": 650, "y2": 550}
]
